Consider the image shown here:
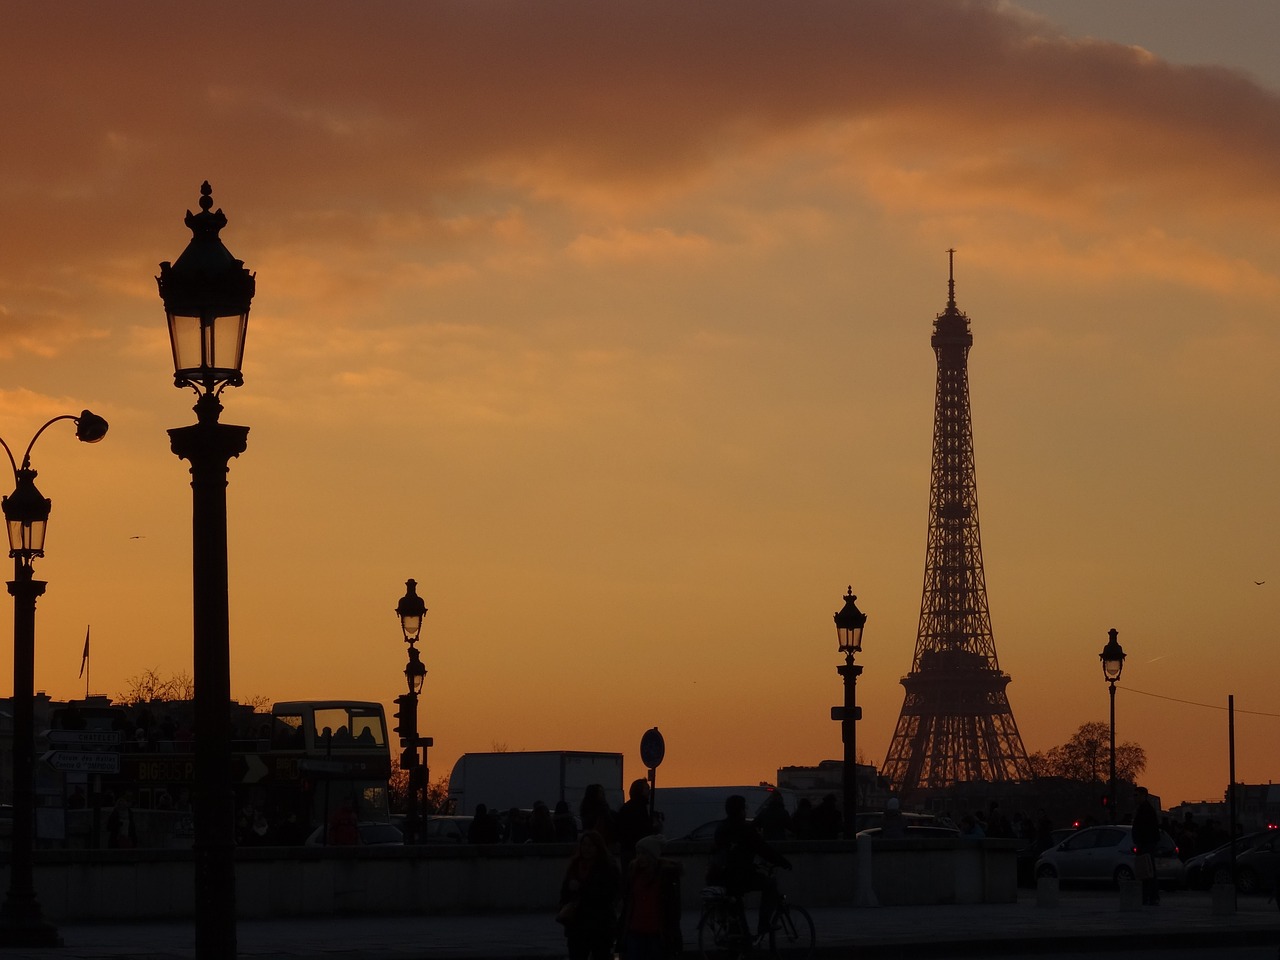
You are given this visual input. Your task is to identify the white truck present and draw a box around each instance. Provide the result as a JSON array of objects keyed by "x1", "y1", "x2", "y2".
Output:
[{"x1": 447, "y1": 750, "x2": 625, "y2": 816}]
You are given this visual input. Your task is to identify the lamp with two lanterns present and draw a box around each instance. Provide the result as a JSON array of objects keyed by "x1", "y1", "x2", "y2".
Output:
[{"x1": 395, "y1": 579, "x2": 432, "y2": 843}]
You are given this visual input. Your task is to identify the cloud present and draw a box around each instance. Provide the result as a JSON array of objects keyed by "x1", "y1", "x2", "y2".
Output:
[
  {"x1": 5, "y1": 1, "x2": 1280, "y2": 358},
  {"x1": 565, "y1": 226, "x2": 712, "y2": 265}
]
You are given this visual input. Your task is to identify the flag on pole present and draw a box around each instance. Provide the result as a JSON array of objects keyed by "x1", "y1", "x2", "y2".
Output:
[{"x1": 79, "y1": 626, "x2": 89, "y2": 678}]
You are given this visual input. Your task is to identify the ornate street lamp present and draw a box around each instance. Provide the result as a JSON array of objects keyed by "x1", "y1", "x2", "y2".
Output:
[
  {"x1": 1099, "y1": 628, "x2": 1126, "y2": 823},
  {"x1": 833, "y1": 587, "x2": 868, "y2": 840},
  {"x1": 395, "y1": 579, "x2": 430, "y2": 842},
  {"x1": 0, "y1": 410, "x2": 108, "y2": 947},
  {"x1": 160, "y1": 181, "x2": 254, "y2": 960},
  {"x1": 396, "y1": 578, "x2": 427, "y2": 644}
]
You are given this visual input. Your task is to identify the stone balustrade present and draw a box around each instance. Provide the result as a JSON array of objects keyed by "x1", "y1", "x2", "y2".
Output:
[{"x1": 17, "y1": 838, "x2": 1020, "y2": 921}]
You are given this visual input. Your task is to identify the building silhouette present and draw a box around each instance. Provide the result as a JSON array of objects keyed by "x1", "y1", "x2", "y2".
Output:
[{"x1": 881, "y1": 253, "x2": 1034, "y2": 798}]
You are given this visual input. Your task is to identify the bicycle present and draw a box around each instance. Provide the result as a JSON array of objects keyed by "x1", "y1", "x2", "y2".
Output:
[{"x1": 697, "y1": 863, "x2": 815, "y2": 959}]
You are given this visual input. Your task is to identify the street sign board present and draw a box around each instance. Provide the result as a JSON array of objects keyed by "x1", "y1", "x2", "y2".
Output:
[
  {"x1": 640, "y1": 727, "x2": 665, "y2": 769},
  {"x1": 299, "y1": 758, "x2": 358, "y2": 775},
  {"x1": 46, "y1": 729, "x2": 124, "y2": 747},
  {"x1": 42, "y1": 750, "x2": 122, "y2": 774},
  {"x1": 830, "y1": 706, "x2": 862, "y2": 721},
  {"x1": 231, "y1": 753, "x2": 269, "y2": 784}
]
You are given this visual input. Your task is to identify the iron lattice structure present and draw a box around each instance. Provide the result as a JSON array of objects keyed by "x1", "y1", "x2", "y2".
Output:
[{"x1": 881, "y1": 255, "x2": 1034, "y2": 796}]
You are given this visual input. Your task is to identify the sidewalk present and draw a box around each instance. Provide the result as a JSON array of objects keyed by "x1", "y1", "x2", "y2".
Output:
[{"x1": 8, "y1": 888, "x2": 1280, "y2": 959}]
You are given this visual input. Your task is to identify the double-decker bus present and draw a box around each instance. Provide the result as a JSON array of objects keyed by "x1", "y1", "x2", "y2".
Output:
[
  {"x1": 45, "y1": 698, "x2": 392, "y2": 848},
  {"x1": 268, "y1": 700, "x2": 393, "y2": 841}
]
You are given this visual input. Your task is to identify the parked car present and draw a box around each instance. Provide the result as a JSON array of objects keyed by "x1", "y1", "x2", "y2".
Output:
[
  {"x1": 1034, "y1": 825, "x2": 1184, "y2": 887},
  {"x1": 1185, "y1": 829, "x2": 1280, "y2": 893},
  {"x1": 423, "y1": 815, "x2": 474, "y2": 844},
  {"x1": 855, "y1": 811, "x2": 955, "y2": 834},
  {"x1": 682, "y1": 818, "x2": 763, "y2": 841},
  {"x1": 681, "y1": 818, "x2": 730, "y2": 841},
  {"x1": 856, "y1": 823, "x2": 961, "y2": 840},
  {"x1": 305, "y1": 821, "x2": 404, "y2": 846},
  {"x1": 1016, "y1": 828, "x2": 1083, "y2": 887}
]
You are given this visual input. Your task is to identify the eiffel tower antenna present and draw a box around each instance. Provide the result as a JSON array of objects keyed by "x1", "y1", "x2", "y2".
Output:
[{"x1": 881, "y1": 252, "x2": 1033, "y2": 797}]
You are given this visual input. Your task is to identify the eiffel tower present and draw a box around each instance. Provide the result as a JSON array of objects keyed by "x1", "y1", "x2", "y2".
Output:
[{"x1": 881, "y1": 252, "x2": 1033, "y2": 797}]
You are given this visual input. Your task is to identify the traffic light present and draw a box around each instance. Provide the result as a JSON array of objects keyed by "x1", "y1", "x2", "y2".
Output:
[
  {"x1": 392, "y1": 694, "x2": 417, "y2": 746},
  {"x1": 400, "y1": 746, "x2": 419, "y2": 770}
]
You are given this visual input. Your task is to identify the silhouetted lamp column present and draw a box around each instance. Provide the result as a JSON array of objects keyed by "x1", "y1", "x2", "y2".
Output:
[
  {"x1": 1099, "y1": 628, "x2": 1126, "y2": 824},
  {"x1": 395, "y1": 580, "x2": 429, "y2": 843},
  {"x1": 158, "y1": 182, "x2": 255, "y2": 960},
  {"x1": 0, "y1": 410, "x2": 107, "y2": 948},
  {"x1": 833, "y1": 588, "x2": 867, "y2": 840}
]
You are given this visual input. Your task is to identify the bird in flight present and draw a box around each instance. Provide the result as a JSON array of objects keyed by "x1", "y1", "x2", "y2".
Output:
[{"x1": 1254, "y1": 580, "x2": 1266, "y2": 585}]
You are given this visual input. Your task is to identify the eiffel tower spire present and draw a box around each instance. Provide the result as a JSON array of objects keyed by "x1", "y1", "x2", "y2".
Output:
[{"x1": 881, "y1": 253, "x2": 1033, "y2": 796}]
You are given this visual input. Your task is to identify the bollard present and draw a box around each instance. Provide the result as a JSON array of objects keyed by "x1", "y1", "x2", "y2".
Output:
[
  {"x1": 1211, "y1": 881, "x2": 1237, "y2": 916},
  {"x1": 1117, "y1": 878, "x2": 1141, "y2": 911},
  {"x1": 855, "y1": 840, "x2": 879, "y2": 907},
  {"x1": 1035, "y1": 876, "x2": 1059, "y2": 907}
]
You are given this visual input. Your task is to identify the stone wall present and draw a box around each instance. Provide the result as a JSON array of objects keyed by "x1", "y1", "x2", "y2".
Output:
[{"x1": 21, "y1": 838, "x2": 1019, "y2": 921}]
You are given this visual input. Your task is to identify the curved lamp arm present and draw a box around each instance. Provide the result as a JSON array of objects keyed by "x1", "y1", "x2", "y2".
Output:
[
  {"x1": 0, "y1": 411, "x2": 109, "y2": 560},
  {"x1": 0, "y1": 410, "x2": 109, "y2": 480},
  {"x1": 18, "y1": 411, "x2": 109, "y2": 470}
]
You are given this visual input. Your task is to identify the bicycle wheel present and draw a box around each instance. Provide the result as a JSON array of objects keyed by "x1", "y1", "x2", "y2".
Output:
[{"x1": 768, "y1": 902, "x2": 814, "y2": 959}]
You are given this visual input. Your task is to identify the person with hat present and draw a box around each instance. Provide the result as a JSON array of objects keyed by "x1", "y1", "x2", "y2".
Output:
[{"x1": 620, "y1": 833, "x2": 682, "y2": 959}]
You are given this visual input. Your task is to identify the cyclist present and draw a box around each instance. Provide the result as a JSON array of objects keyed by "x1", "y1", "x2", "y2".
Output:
[{"x1": 707, "y1": 794, "x2": 792, "y2": 940}]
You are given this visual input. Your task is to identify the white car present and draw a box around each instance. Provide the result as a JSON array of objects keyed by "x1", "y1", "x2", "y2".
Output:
[
  {"x1": 305, "y1": 820, "x2": 403, "y2": 846},
  {"x1": 1034, "y1": 824, "x2": 1184, "y2": 887},
  {"x1": 423, "y1": 815, "x2": 474, "y2": 844}
]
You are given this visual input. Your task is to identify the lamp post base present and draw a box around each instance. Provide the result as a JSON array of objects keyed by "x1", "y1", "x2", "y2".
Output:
[{"x1": 0, "y1": 897, "x2": 62, "y2": 948}]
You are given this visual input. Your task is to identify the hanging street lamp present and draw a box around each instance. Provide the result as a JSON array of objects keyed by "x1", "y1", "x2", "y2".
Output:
[{"x1": 0, "y1": 410, "x2": 108, "y2": 947}]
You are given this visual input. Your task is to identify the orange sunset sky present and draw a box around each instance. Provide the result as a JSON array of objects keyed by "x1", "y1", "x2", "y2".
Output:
[{"x1": 2, "y1": 1, "x2": 1278, "y2": 809}]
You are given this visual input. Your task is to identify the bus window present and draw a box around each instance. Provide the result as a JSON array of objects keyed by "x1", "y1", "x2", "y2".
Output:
[{"x1": 349, "y1": 711, "x2": 385, "y2": 747}]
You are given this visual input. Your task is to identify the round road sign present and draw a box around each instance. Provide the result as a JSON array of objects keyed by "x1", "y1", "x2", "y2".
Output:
[{"x1": 640, "y1": 726, "x2": 665, "y2": 769}]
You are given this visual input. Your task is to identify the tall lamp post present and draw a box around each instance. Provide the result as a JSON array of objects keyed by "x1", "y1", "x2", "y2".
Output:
[
  {"x1": 1099, "y1": 628, "x2": 1126, "y2": 823},
  {"x1": 158, "y1": 181, "x2": 255, "y2": 960},
  {"x1": 833, "y1": 588, "x2": 867, "y2": 840},
  {"x1": 0, "y1": 410, "x2": 108, "y2": 947},
  {"x1": 394, "y1": 580, "x2": 429, "y2": 843}
]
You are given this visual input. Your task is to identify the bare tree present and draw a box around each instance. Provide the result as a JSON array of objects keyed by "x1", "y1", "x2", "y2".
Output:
[
  {"x1": 117, "y1": 668, "x2": 194, "y2": 704},
  {"x1": 388, "y1": 756, "x2": 453, "y2": 816},
  {"x1": 241, "y1": 693, "x2": 272, "y2": 712},
  {"x1": 117, "y1": 668, "x2": 266, "y2": 710},
  {"x1": 1029, "y1": 721, "x2": 1147, "y2": 784}
]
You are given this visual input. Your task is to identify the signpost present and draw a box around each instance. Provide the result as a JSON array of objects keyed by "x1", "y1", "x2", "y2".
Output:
[
  {"x1": 42, "y1": 729, "x2": 124, "y2": 775},
  {"x1": 640, "y1": 727, "x2": 665, "y2": 823},
  {"x1": 46, "y1": 729, "x2": 123, "y2": 748},
  {"x1": 41, "y1": 750, "x2": 121, "y2": 774}
]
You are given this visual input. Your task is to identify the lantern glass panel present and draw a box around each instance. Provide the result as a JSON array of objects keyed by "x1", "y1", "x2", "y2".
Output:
[
  {"x1": 7, "y1": 516, "x2": 46, "y2": 557},
  {"x1": 167, "y1": 310, "x2": 203, "y2": 375},
  {"x1": 209, "y1": 311, "x2": 248, "y2": 373},
  {"x1": 401, "y1": 614, "x2": 423, "y2": 642},
  {"x1": 1102, "y1": 656, "x2": 1124, "y2": 681}
]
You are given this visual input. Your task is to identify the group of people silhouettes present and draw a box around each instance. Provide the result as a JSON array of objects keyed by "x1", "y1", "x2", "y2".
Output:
[
  {"x1": 557, "y1": 779, "x2": 684, "y2": 960},
  {"x1": 557, "y1": 780, "x2": 793, "y2": 960}
]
